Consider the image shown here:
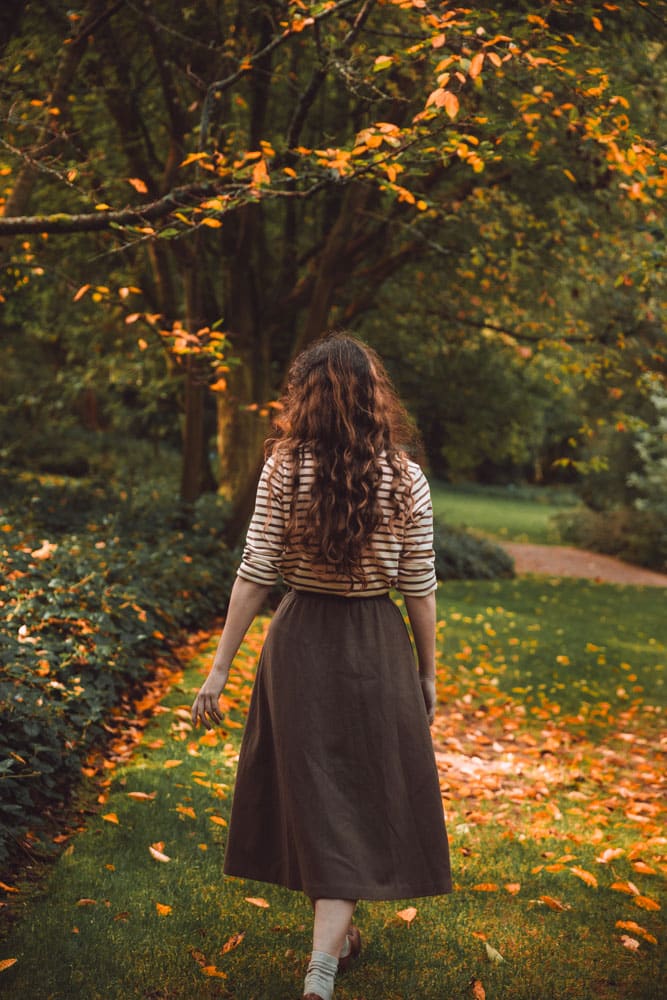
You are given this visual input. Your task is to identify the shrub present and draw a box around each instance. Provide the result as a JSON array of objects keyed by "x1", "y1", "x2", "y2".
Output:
[
  {"x1": 432, "y1": 517, "x2": 515, "y2": 581},
  {"x1": 0, "y1": 472, "x2": 236, "y2": 868},
  {"x1": 555, "y1": 505, "x2": 666, "y2": 572}
]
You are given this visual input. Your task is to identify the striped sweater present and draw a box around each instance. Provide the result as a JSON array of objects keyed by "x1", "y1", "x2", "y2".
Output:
[{"x1": 237, "y1": 451, "x2": 437, "y2": 598}]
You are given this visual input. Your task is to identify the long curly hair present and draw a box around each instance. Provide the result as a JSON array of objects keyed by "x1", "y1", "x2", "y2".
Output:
[{"x1": 266, "y1": 332, "x2": 418, "y2": 582}]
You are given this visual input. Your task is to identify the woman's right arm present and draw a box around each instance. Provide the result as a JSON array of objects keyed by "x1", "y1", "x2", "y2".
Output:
[{"x1": 405, "y1": 592, "x2": 437, "y2": 724}]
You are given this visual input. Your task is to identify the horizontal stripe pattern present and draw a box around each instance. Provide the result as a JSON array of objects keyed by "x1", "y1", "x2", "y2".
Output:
[{"x1": 237, "y1": 452, "x2": 437, "y2": 597}]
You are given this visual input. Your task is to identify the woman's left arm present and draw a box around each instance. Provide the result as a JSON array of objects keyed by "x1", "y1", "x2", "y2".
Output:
[{"x1": 191, "y1": 577, "x2": 272, "y2": 729}]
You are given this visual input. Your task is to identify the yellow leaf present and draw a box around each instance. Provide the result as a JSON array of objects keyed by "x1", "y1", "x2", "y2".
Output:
[
  {"x1": 221, "y1": 931, "x2": 245, "y2": 954},
  {"x1": 396, "y1": 906, "x2": 417, "y2": 924},
  {"x1": 0, "y1": 959, "x2": 17, "y2": 973},
  {"x1": 244, "y1": 896, "x2": 269, "y2": 908},
  {"x1": 210, "y1": 815, "x2": 227, "y2": 827},
  {"x1": 102, "y1": 813, "x2": 119, "y2": 825},
  {"x1": 570, "y1": 866, "x2": 598, "y2": 888},
  {"x1": 155, "y1": 903, "x2": 172, "y2": 916},
  {"x1": 149, "y1": 846, "x2": 171, "y2": 863},
  {"x1": 176, "y1": 805, "x2": 196, "y2": 820},
  {"x1": 128, "y1": 177, "x2": 148, "y2": 193},
  {"x1": 201, "y1": 217, "x2": 222, "y2": 228},
  {"x1": 180, "y1": 152, "x2": 209, "y2": 167},
  {"x1": 283, "y1": 166, "x2": 297, "y2": 178},
  {"x1": 633, "y1": 895, "x2": 660, "y2": 911},
  {"x1": 126, "y1": 791, "x2": 156, "y2": 801},
  {"x1": 163, "y1": 760, "x2": 183, "y2": 769},
  {"x1": 95, "y1": 203, "x2": 110, "y2": 210},
  {"x1": 616, "y1": 920, "x2": 657, "y2": 944},
  {"x1": 563, "y1": 169, "x2": 576, "y2": 182}
]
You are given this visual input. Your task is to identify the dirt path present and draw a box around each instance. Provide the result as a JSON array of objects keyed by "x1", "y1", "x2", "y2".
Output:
[{"x1": 502, "y1": 541, "x2": 667, "y2": 587}]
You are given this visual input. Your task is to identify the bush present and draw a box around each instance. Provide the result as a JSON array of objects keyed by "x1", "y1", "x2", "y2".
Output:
[
  {"x1": 555, "y1": 505, "x2": 666, "y2": 572},
  {"x1": 0, "y1": 471, "x2": 236, "y2": 869},
  {"x1": 432, "y1": 517, "x2": 515, "y2": 581}
]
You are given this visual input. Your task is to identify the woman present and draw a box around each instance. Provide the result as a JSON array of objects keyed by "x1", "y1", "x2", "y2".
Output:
[{"x1": 191, "y1": 333, "x2": 452, "y2": 1000}]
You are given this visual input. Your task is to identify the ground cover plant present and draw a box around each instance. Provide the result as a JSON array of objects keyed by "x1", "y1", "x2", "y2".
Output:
[
  {"x1": 0, "y1": 469, "x2": 235, "y2": 868},
  {"x1": 430, "y1": 482, "x2": 577, "y2": 545},
  {"x1": 0, "y1": 578, "x2": 663, "y2": 999}
]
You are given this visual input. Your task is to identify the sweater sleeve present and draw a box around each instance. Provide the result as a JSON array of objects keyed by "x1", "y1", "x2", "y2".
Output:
[
  {"x1": 236, "y1": 456, "x2": 285, "y2": 586},
  {"x1": 396, "y1": 466, "x2": 437, "y2": 597}
]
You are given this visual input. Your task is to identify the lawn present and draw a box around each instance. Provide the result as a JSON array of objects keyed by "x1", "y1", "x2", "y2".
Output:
[
  {"x1": 1, "y1": 579, "x2": 665, "y2": 1000},
  {"x1": 431, "y1": 481, "x2": 577, "y2": 544}
]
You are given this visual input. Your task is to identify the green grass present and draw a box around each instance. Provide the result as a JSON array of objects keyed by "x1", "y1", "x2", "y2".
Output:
[
  {"x1": 1, "y1": 581, "x2": 665, "y2": 1000},
  {"x1": 431, "y1": 481, "x2": 577, "y2": 543}
]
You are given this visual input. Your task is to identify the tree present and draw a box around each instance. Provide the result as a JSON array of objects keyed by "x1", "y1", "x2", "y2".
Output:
[{"x1": 1, "y1": 0, "x2": 665, "y2": 533}]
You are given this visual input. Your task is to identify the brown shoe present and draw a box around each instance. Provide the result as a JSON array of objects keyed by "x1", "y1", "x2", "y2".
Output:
[{"x1": 338, "y1": 924, "x2": 362, "y2": 974}]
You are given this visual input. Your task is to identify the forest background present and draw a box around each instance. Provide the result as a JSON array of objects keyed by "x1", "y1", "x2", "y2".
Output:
[{"x1": 0, "y1": 0, "x2": 665, "y2": 931}]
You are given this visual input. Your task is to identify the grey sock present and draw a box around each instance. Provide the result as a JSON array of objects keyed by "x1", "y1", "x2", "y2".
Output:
[{"x1": 304, "y1": 950, "x2": 338, "y2": 1000}]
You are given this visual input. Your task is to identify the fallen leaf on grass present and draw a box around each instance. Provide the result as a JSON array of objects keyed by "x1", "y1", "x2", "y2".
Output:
[
  {"x1": 610, "y1": 880, "x2": 640, "y2": 895},
  {"x1": 201, "y1": 965, "x2": 227, "y2": 978},
  {"x1": 596, "y1": 847, "x2": 624, "y2": 863},
  {"x1": 76, "y1": 898, "x2": 97, "y2": 906},
  {"x1": 472, "y1": 883, "x2": 499, "y2": 891},
  {"x1": 620, "y1": 935, "x2": 640, "y2": 951},
  {"x1": 163, "y1": 760, "x2": 183, "y2": 769},
  {"x1": 176, "y1": 805, "x2": 196, "y2": 820},
  {"x1": 0, "y1": 882, "x2": 18, "y2": 893},
  {"x1": 102, "y1": 813, "x2": 119, "y2": 825},
  {"x1": 127, "y1": 791, "x2": 157, "y2": 801},
  {"x1": 210, "y1": 815, "x2": 227, "y2": 827},
  {"x1": 539, "y1": 895, "x2": 570, "y2": 911},
  {"x1": 468, "y1": 978, "x2": 486, "y2": 999},
  {"x1": 484, "y1": 942, "x2": 504, "y2": 963},
  {"x1": 570, "y1": 866, "x2": 597, "y2": 887},
  {"x1": 155, "y1": 903, "x2": 172, "y2": 916},
  {"x1": 632, "y1": 861, "x2": 656, "y2": 875},
  {"x1": 149, "y1": 845, "x2": 171, "y2": 863},
  {"x1": 633, "y1": 895, "x2": 660, "y2": 911},
  {"x1": 396, "y1": 906, "x2": 418, "y2": 925},
  {"x1": 244, "y1": 897, "x2": 269, "y2": 908},
  {"x1": 221, "y1": 931, "x2": 245, "y2": 954},
  {"x1": 616, "y1": 920, "x2": 657, "y2": 944},
  {"x1": 0, "y1": 959, "x2": 18, "y2": 972},
  {"x1": 504, "y1": 883, "x2": 521, "y2": 895}
]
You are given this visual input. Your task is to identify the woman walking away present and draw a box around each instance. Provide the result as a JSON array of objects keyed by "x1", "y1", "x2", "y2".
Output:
[{"x1": 191, "y1": 333, "x2": 452, "y2": 1000}]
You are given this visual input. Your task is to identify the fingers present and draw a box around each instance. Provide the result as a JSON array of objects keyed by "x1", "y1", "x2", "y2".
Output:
[{"x1": 191, "y1": 692, "x2": 222, "y2": 729}]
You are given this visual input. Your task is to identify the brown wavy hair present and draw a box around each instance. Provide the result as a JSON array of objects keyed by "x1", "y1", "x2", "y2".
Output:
[{"x1": 266, "y1": 332, "x2": 418, "y2": 582}]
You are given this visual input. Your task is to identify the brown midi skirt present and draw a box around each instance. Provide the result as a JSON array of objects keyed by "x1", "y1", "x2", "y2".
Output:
[{"x1": 223, "y1": 589, "x2": 452, "y2": 900}]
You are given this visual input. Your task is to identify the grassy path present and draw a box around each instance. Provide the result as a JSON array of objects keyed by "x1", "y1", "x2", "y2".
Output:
[{"x1": 1, "y1": 580, "x2": 665, "y2": 999}]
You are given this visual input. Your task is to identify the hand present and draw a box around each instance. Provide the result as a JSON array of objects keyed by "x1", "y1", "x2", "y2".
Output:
[
  {"x1": 420, "y1": 676, "x2": 437, "y2": 725},
  {"x1": 191, "y1": 667, "x2": 228, "y2": 730}
]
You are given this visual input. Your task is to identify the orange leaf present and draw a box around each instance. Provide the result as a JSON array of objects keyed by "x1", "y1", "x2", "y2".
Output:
[
  {"x1": 163, "y1": 760, "x2": 183, "y2": 769},
  {"x1": 0, "y1": 959, "x2": 17, "y2": 973},
  {"x1": 620, "y1": 934, "x2": 640, "y2": 951},
  {"x1": 102, "y1": 813, "x2": 119, "y2": 825},
  {"x1": 596, "y1": 847, "x2": 624, "y2": 863},
  {"x1": 155, "y1": 903, "x2": 172, "y2": 916},
  {"x1": 504, "y1": 883, "x2": 521, "y2": 895},
  {"x1": 616, "y1": 920, "x2": 657, "y2": 944},
  {"x1": 0, "y1": 882, "x2": 19, "y2": 893},
  {"x1": 570, "y1": 866, "x2": 598, "y2": 888},
  {"x1": 592, "y1": 15, "x2": 603, "y2": 31},
  {"x1": 472, "y1": 883, "x2": 499, "y2": 892},
  {"x1": 73, "y1": 283, "x2": 91, "y2": 302},
  {"x1": 221, "y1": 931, "x2": 245, "y2": 954},
  {"x1": 610, "y1": 880, "x2": 640, "y2": 895},
  {"x1": 127, "y1": 791, "x2": 156, "y2": 801},
  {"x1": 128, "y1": 177, "x2": 148, "y2": 193},
  {"x1": 177, "y1": 805, "x2": 196, "y2": 820},
  {"x1": 633, "y1": 895, "x2": 660, "y2": 911},
  {"x1": 540, "y1": 895, "x2": 569, "y2": 911},
  {"x1": 470, "y1": 979, "x2": 486, "y2": 1000},
  {"x1": 76, "y1": 898, "x2": 97, "y2": 906},
  {"x1": 201, "y1": 217, "x2": 222, "y2": 228},
  {"x1": 469, "y1": 52, "x2": 485, "y2": 78},
  {"x1": 244, "y1": 897, "x2": 269, "y2": 908},
  {"x1": 396, "y1": 906, "x2": 417, "y2": 924},
  {"x1": 443, "y1": 91, "x2": 460, "y2": 120},
  {"x1": 252, "y1": 159, "x2": 270, "y2": 186},
  {"x1": 210, "y1": 815, "x2": 227, "y2": 827},
  {"x1": 632, "y1": 861, "x2": 656, "y2": 875},
  {"x1": 201, "y1": 965, "x2": 227, "y2": 978}
]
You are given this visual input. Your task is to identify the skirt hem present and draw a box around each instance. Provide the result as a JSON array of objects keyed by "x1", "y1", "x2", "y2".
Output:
[{"x1": 222, "y1": 868, "x2": 453, "y2": 901}]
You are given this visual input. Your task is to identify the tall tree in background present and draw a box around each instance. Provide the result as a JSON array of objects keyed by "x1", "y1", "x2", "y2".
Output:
[{"x1": 1, "y1": 0, "x2": 664, "y2": 532}]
